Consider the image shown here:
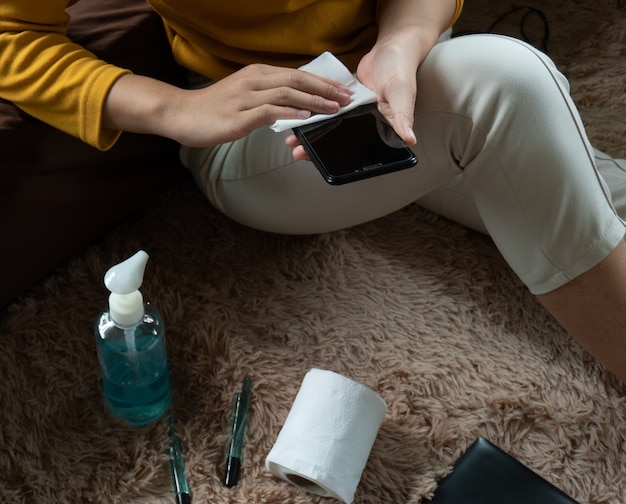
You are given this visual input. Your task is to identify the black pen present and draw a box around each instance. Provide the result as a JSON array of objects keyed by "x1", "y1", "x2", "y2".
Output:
[
  {"x1": 168, "y1": 417, "x2": 191, "y2": 504},
  {"x1": 223, "y1": 377, "x2": 252, "y2": 487}
]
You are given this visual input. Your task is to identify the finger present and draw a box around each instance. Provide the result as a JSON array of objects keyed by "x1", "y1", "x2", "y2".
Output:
[
  {"x1": 390, "y1": 118, "x2": 417, "y2": 146},
  {"x1": 378, "y1": 102, "x2": 417, "y2": 146},
  {"x1": 285, "y1": 133, "x2": 301, "y2": 147},
  {"x1": 248, "y1": 86, "x2": 345, "y2": 116},
  {"x1": 290, "y1": 144, "x2": 310, "y2": 161},
  {"x1": 284, "y1": 133, "x2": 309, "y2": 160},
  {"x1": 275, "y1": 68, "x2": 352, "y2": 102},
  {"x1": 392, "y1": 115, "x2": 417, "y2": 146},
  {"x1": 237, "y1": 104, "x2": 312, "y2": 132},
  {"x1": 297, "y1": 71, "x2": 352, "y2": 105},
  {"x1": 252, "y1": 67, "x2": 352, "y2": 106}
]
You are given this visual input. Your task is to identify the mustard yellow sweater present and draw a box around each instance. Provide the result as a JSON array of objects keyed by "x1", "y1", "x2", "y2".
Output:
[{"x1": 0, "y1": 0, "x2": 463, "y2": 150}]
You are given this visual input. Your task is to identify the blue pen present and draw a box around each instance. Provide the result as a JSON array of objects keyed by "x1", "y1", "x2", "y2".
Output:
[{"x1": 223, "y1": 377, "x2": 252, "y2": 487}]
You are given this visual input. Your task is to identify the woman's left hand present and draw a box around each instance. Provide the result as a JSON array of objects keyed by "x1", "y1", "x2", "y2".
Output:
[{"x1": 356, "y1": 32, "x2": 428, "y2": 147}]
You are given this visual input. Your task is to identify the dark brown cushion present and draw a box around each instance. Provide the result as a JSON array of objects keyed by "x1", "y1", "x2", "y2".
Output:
[{"x1": 0, "y1": 0, "x2": 188, "y2": 309}]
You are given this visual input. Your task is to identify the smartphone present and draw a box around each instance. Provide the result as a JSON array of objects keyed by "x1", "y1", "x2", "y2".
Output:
[{"x1": 293, "y1": 103, "x2": 417, "y2": 185}]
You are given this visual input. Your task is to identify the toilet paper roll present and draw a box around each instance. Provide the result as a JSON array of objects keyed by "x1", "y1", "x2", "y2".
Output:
[{"x1": 265, "y1": 368, "x2": 387, "y2": 503}]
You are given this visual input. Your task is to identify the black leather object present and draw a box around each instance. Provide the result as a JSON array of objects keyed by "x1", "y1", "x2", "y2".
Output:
[{"x1": 425, "y1": 437, "x2": 579, "y2": 503}]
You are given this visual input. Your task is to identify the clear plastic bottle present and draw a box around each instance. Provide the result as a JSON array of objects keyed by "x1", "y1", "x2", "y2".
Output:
[{"x1": 94, "y1": 251, "x2": 171, "y2": 426}]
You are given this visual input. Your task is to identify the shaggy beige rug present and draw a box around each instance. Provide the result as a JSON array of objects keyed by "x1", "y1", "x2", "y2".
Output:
[{"x1": 1, "y1": 0, "x2": 624, "y2": 503}]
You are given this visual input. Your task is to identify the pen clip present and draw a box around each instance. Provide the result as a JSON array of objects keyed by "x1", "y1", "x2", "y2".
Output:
[{"x1": 229, "y1": 378, "x2": 252, "y2": 439}]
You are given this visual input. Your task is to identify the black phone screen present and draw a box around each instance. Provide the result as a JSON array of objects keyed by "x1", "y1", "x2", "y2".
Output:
[{"x1": 293, "y1": 104, "x2": 417, "y2": 185}]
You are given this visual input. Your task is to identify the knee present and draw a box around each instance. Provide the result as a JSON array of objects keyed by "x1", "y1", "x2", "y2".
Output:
[{"x1": 427, "y1": 34, "x2": 570, "y2": 108}]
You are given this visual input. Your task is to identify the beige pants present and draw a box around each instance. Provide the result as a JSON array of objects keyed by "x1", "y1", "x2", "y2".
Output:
[{"x1": 180, "y1": 35, "x2": 626, "y2": 295}]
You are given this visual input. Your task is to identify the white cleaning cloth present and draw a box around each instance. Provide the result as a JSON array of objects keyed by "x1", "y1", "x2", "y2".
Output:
[{"x1": 270, "y1": 52, "x2": 378, "y2": 133}]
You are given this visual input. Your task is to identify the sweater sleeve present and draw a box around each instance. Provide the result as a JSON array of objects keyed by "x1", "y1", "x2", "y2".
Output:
[
  {"x1": 452, "y1": 0, "x2": 464, "y2": 26},
  {"x1": 448, "y1": 0, "x2": 464, "y2": 27},
  {"x1": 0, "y1": 0, "x2": 131, "y2": 150}
]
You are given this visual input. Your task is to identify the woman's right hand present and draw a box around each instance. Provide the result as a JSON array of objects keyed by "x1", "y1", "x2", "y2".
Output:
[{"x1": 103, "y1": 64, "x2": 351, "y2": 148}]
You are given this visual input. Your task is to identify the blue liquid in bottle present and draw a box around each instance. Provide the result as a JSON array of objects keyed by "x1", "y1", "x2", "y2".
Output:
[{"x1": 95, "y1": 304, "x2": 171, "y2": 426}]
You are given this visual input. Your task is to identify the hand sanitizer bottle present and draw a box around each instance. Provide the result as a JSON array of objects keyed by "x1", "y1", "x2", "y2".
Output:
[{"x1": 94, "y1": 250, "x2": 171, "y2": 426}]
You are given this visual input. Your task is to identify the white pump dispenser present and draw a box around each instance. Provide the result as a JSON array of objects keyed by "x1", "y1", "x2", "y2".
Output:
[
  {"x1": 94, "y1": 249, "x2": 171, "y2": 426},
  {"x1": 104, "y1": 250, "x2": 149, "y2": 327}
]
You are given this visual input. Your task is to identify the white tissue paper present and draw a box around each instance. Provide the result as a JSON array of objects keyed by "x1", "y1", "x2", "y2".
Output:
[
  {"x1": 265, "y1": 368, "x2": 387, "y2": 503},
  {"x1": 270, "y1": 52, "x2": 378, "y2": 133}
]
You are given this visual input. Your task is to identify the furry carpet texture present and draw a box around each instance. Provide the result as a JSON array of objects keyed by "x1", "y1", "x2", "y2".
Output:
[{"x1": 1, "y1": 0, "x2": 625, "y2": 502}]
